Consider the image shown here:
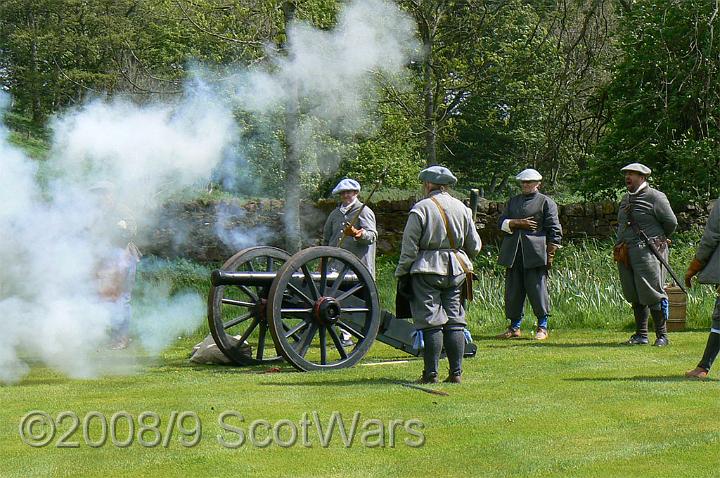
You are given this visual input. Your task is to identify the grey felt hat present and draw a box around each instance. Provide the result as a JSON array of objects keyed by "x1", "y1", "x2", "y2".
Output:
[
  {"x1": 418, "y1": 165, "x2": 457, "y2": 185},
  {"x1": 621, "y1": 163, "x2": 652, "y2": 176},
  {"x1": 515, "y1": 168, "x2": 543, "y2": 181},
  {"x1": 331, "y1": 178, "x2": 361, "y2": 194}
]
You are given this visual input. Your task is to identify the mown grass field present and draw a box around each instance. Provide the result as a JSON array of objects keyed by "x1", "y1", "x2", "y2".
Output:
[
  {"x1": 2, "y1": 331, "x2": 720, "y2": 477},
  {"x1": 3, "y1": 240, "x2": 720, "y2": 477}
]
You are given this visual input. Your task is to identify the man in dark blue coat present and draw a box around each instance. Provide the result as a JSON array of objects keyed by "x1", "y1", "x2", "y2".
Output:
[{"x1": 496, "y1": 169, "x2": 562, "y2": 340}]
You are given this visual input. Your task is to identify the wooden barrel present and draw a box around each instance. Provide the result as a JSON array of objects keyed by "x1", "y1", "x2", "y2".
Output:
[{"x1": 665, "y1": 285, "x2": 687, "y2": 331}]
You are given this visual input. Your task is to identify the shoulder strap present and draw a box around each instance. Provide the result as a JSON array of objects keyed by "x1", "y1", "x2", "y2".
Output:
[{"x1": 429, "y1": 196, "x2": 469, "y2": 274}]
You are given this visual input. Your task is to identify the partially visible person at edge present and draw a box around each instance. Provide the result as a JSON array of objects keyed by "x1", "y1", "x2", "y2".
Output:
[
  {"x1": 322, "y1": 178, "x2": 377, "y2": 346},
  {"x1": 685, "y1": 196, "x2": 720, "y2": 378},
  {"x1": 614, "y1": 163, "x2": 677, "y2": 347},
  {"x1": 495, "y1": 168, "x2": 562, "y2": 341},
  {"x1": 91, "y1": 181, "x2": 142, "y2": 350},
  {"x1": 395, "y1": 166, "x2": 482, "y2": 384}
]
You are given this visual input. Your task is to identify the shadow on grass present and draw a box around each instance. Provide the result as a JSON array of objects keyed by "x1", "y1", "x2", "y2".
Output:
[
  {"x1": 259, "y1": 377, "x2": 414, "y2": 387},
  {"x1": 15, "y1": 377, "x2": 74, "y2": 387},
  {"x1": 565, "y1": 375, "x2": 719, "y2": 383},
  {"x1": 481, "y1": 339, "x2": 626, "y2": 349}
]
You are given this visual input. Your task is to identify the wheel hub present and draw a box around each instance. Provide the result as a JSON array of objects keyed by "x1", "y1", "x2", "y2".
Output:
[{"x1": 313, "y1": 297, "x2": 341, "y2": 325}]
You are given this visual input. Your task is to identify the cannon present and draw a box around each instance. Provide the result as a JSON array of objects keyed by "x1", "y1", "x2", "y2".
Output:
[{"x1": 207, "y1": 245, "x2": 476, "y2": 371}]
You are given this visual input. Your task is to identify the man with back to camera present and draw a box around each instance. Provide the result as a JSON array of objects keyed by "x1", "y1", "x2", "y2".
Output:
[
  {"x1": 495, "y1": 169, "x2": 562, "y2": 341},
  {"x1": 613, "y1": 163, "x2": 677, "y2": 347},
  {"x1": 395, "y1": 165, "x2": 482, "y2": 384}
]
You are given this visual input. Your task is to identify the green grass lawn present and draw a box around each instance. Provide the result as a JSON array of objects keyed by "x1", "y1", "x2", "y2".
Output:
[{"x1": 2, "y1": 330, "x2": 720, "y2": 478}]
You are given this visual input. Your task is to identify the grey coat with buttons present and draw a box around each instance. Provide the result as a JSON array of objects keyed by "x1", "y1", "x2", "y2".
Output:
[{"x1": 697, "y1": 199, "x2": 720, "y2": 285}]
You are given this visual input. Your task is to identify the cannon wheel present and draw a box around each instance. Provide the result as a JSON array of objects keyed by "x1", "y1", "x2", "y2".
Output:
[
  {"x1": 208, "y1": 246, "x2": 290, "y2": 365},
  {"x1": 267, "y1": 246, "x2": 381, "y2": 371}
]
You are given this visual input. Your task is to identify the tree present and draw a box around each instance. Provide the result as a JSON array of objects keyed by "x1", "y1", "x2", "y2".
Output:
[{"x1": 586, "y1": 0, "x2": 720, "y2": 203}]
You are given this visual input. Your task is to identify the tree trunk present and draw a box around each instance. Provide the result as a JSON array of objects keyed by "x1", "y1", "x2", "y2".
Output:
[
  {"x1": 419, "y1": 14, "x2": 436, "y2": 166},
  {"x1": 29, "y1": 13, "x2": 42, "y2": 125},
  {"x1": 281, "y1": 1, "x2": 303, "y2": 253}
]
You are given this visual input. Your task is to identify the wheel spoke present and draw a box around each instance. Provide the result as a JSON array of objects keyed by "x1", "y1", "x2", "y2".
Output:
[
  {"x1": 237, "y1": 318, "x2": 260, "y2": 345},
  {"x1": 297, "y1": 323, "x2": 318, "y2": 357},
  {"x1": 280, "y1": 308, "x2": 313, "y2": 314},
  {"x1": 223, "y1": 312, "x2": 253, "y2": 329},
  {"x1": 284, "y1": 321, "x2": 309, "y2": 340},
  {"x1": 256, "y1": 321, "x2": 267, "y2": 360},
  {"x1": 267, "y1": 257, "x2": 275, "y2": 271},
  {"x1": 319, "y1": 258, "x2": 328, "y2": 295},
  {"x1": 238, "y1": 285, "x2": 259, "y2": 302},
  {"x1": 337, "y1": 321, "x2": 365, "y2": 340},
  {"x1": 287, "y1": 282, "x2": 314, "y2": 306},
  {"x1": 327, "y1": 264, "x2": 349, "y2": 297},
  {"x1": 335, "y1": 283, "x2": 364, "y2": 301},
  {"x1": 319, "y1": 326, "x2": 328, "y2": 365},
  {"x1": 301, "y1": 265, "x2": 321, "y2": 300},
  {"x1": 327, "y1": 326, "x2": 348, "y2": 359},
  {"x1": 247, "y1": 260, "x2": 256, "y2": 272},
  {"x1": 222, "y1": 298, "x2": 256, "y2": 308}
]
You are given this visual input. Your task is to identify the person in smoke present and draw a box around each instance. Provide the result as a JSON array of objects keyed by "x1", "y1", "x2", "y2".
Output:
[{"x1": 90, "y1": 181, "x2": 141, "y2": 350}]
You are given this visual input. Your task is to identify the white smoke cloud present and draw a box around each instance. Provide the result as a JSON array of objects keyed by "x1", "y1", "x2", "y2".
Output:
[
  {"x1": 0, "y1": 0, "x2": 418, "y2": 383},
  {"x1": 234, "y1": 0, "x2": 418, "y2": 131},
  {"x1": 0, "y1": 81, "x2": 236, "y2": 383}
]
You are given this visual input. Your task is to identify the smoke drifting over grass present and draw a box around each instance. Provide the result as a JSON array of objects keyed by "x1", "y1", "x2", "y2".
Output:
[
  {"x1": 0, "y1": 0, "x2": 418, "y2": 383},
  {"x1": 0, "y1": 84, "x2": 235, "y2": 383}
]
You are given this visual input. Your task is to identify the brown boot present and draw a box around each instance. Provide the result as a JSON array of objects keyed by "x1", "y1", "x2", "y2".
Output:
[
  {"x1": 685, "y1": 367, "x2": 709, "y2": 379},
  {"x1": 443, "y1": 373, "x2": 462, "y2": 384},
  {"x1": 416, "y1": 372, "x2": 438, "y2": 384},
  {"x1": 496, "y1": 327, "x2": 521, "y2": 339},
  {"x1": 534, "y1": 327, "x2": 549, "y2": 340}
]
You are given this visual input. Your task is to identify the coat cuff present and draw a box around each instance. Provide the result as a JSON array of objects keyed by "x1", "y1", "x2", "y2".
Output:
[{"x1": 501, "y1": 219, "x2": 513, "y2": 234}]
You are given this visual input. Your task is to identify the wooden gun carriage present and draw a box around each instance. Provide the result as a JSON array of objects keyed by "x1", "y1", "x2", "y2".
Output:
[{"x1": 207, "y1": 245, "x2": 476, "y2": 371}]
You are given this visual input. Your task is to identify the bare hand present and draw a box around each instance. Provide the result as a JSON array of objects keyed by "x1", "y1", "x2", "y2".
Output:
[
  {"x1": 509, "y1": 217, "x2": 537, "y2": 231},
  {"x1": 343, "y1": 225, "x2": 363, "y2": 239}
]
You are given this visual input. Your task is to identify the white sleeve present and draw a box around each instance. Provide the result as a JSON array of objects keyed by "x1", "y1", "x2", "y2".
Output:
[{"x1": 501, "y1": 219, "x2": 513, "y2": 234}]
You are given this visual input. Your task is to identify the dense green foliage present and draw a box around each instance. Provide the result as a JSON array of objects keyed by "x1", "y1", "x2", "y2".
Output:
[
  {"x1": 587, "y1": 0, "x2": 720, "y2": 204},
  {"x1": 1, "y1": 0, "x2": 719, "y2": 202}
]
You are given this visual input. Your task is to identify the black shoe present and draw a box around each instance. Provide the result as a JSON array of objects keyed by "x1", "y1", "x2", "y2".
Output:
[
  {"x1": 625, "y1": 334, "x2": 649, "y2": 345},
  {"x1": 653, "y1": 335, "x2": 669, "y2": 347}
]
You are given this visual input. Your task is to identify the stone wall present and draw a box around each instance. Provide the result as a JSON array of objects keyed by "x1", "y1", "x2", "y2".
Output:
[{"x1": 139, "y1": 196, "x2": 715, "y2": 262}]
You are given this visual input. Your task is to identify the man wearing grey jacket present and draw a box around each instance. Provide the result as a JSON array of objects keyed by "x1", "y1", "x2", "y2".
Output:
[
  {"x1": 615, "y1": 163, "x2": 677, "y2": 346},
  {"x1": 323, "y1": 178, "x2": 377, "y2": 347},
  {"x1": 396, "y1": 166, "x2": 482, "y2": 384},
  {"x1": 322, "y1": 178, "x2": 377, "y2": 278},
  {"x1": 684, "y1": 198, "x2": 720, "y2": 378},
  {"x1": 496, "y1": 169, "x2": 562, "y2": 341}
]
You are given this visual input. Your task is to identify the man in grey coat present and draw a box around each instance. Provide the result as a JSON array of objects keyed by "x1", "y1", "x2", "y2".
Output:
[
  {"x1": 615, "y1": 163, "x2": 677, "y2": 347},
  {"x1": 322, "y1": 178, "x2": 377, "y2": 278},
  {"x1": 684, "y1": 198, "x2": 720, "y2": 378},
  {"x1": 496, "y1": 169, "x2": 562, "y2": 341},
  {"x1": 323, "y1": 178, "x2": 377, "y2": 347},
  {"x1": 395, "y1": 166, "x2": 482, "y2": 384}
]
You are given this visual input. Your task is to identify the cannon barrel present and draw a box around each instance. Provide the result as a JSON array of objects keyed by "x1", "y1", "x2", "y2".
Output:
[{"x1": 211, "y1": 269, "x2": 360, "y2": 287}]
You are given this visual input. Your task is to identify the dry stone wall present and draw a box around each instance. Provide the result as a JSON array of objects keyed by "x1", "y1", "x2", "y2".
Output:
[{"x1": 139, "y1": 196, "x2": 715, "y2": 262}]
